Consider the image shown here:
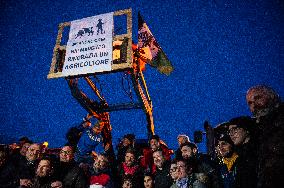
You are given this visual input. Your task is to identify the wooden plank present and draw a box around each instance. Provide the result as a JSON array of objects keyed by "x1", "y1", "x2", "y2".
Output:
[{"x1": 48, "y1": 9, "x2": 132, "y2": 79}]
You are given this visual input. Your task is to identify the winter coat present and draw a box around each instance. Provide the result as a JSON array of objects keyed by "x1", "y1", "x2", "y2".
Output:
[
  {"x1": 118, "y1": 162, "x2": 143, "y2": 188},
  {"x1": 234, "y1": 140, "x2": 257, "y2": 188},
  {"x1": 170, "y1": 174, "x2": 207, "y2": 188},
  {"x1": 18, "y1": 157, "x2": 38, "y2": 179},
  {"x1": 55, "y1": 161, "x2": 88, "y2": 188},
  {"x1": 154, "y1": 160, "x2": 173, "y2": 188},
  {"x1": 0, "y1": 160, "x2": 19, "y2": 188},
  {"x1": 31, "y1": 176, "x2": 56, "y2": 188},
  {"x1": 256, "y1": 103, "x2": 284, "y2": 188},
  {"x1": 187, "y1": 154, "x2": 222, "y2": 188},
  {"x1": 140, "y1": 144, "x2": 172, "y2": 173}
]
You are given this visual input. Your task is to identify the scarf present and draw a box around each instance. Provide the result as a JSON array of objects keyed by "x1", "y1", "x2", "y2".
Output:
[
  {"x1": 122, "y1": 162, "x2": 139, "y2": 175},
  {"x1": 176, "y1": 177, "x2": 188, "y2": 188},
  {"x1": 222, "y1": 152, "x2": 238, "y2": 171}
]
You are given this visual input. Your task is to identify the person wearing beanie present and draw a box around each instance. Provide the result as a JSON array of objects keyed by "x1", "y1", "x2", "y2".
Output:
[
  {"x1": 228, "y1": 116, "x2": 257, "y2": 188},
  {"x1": 215, "y1": 133, "x2": 238, "y2": 188}
]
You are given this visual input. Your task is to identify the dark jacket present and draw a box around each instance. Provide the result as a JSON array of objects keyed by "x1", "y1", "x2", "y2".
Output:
[
  {"x1": 154, "y1": 160, "x2": 173, "y2": 188},
  {"x1": 0, "y1": 160, "x2": 19, "y2": 188},
  {"x1": 234, "y1": 140, "x2": 258, "y2": 188},
  {"x1": 187, "y1": 154, "x2": 222, "y2": 188},
  {"x1": 256, "y1": 103, "x2": 284, "y2": 188},
  {"x1": 217, "y1": 156, "x2": 238, "y2": 188},
  {"x1": 118, "y1": 162, "x2": 143, "y2": 188},
  {"x1": 18, "y1": 157, "x2": 38, "y2": 179},
  {"x1": 55, "y1": 161, "x2": 88, "y2": 188},
  {"x1": 174, "y1": 148, "x2": 183, "y2": 161},
  {"x1": 32, "y1": 176, "x2": 56, "y2": 188}
]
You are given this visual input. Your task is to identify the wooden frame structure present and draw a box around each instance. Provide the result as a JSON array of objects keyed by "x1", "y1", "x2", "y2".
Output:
[
  {"x1": 47, "y1": 9, "x2": 155, "y2": 159},
  {"x1": 47, "y1": 9, "x2": 133, "y2": 79}
]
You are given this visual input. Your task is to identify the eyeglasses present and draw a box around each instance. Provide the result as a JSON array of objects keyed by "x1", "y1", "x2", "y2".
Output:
[
  {"x1": 177, "y1": 164, "x2": 186, "y2": 169},
  {"x1": 217, "y1": 142, "x2": 230, "y2": 148},
  {"x1": 228, "y1": 127, "x2": 242, "y2": 136},
  {"x1": 60, "y1": 150, "x2": 72, "y2": 155},
  {"x1": 170, "y1": 167, "x2": 178, "y2": 173}
]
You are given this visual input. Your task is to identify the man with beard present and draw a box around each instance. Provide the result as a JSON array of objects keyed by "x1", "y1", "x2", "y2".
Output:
[
  {"x1": 119, "y1": 148, "x2": 143, "y2": 188},
  {"x1": 171, "y1": 159, "x2": 207, "y2": 188},
  {"x1": 246, "y1": 85, "x2": 284, "y2": 188},
  {"x1": 175, "y1": 135, "x2": 190, "y2": 160},
  {"x1": 140, "y1": 135, "x2": 172, "y2": 173},
  {"x1": 32, "y1": 158, "x2": 59, "y2": 188},
  {"x1": 116, "y1": 134, "x2": 136, "y2": 165},
  {"x1": 54, "y1": 146, "x2": 88, "y2": 188},
  {"x1": 180, "y1": 142, "x2": 221, "y2": 188},
  {"x1": 89, "y1": 154, "x2": 113, "y2": 188},
  {"x1": 152, "y1": 150, "x2": 173, "y2": 188},
  {"x1": 18, "y1": 143, "x2": 42, "y2": 187}
]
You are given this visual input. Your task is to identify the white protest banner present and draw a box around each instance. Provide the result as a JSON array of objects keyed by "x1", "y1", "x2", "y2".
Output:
[{"x1": 62, "y1": 12, "x2": 113, "y2": 76}]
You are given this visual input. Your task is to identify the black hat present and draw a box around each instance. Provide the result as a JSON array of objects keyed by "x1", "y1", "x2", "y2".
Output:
[
  {"x1": 228, "y1": 116, "x2": 256, "y2": 133},
  {"x1": 216, "y1": 133, "x2": 234, "y2": 146},
  {"x1": 214, "y1": 122, "x2": 230, "y2": 138}
]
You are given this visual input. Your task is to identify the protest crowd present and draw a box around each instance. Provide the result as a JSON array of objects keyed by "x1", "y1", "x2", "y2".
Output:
[{"x1": 0, "y1": 85, "x2": 283, "y2": 188}]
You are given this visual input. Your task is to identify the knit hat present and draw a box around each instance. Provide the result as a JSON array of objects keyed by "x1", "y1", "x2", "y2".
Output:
[{"x1": 228, "y1": 116, "x2": 256, "y2": 133}]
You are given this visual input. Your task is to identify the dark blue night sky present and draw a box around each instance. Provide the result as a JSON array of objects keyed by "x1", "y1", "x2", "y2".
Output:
[{"x1": 1, "y1": 0, "x2": 283, "y2": 152}]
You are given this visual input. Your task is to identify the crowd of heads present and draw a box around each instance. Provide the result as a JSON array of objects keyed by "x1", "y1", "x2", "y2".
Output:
[{"x1": 0, "y1": 85, "x2": 283, "y2": 188}]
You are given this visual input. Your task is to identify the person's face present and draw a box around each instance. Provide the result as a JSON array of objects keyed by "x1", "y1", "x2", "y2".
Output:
[
  {"x1": 153, "y1": 151, "x2": 164, "y2": 168},
  {"x1": 60, "y1": 146, "x2": 74, "y2": 162},
  {"x1": 36, "y1": 159, "x2": 51, "y2": 177},
  {"x1": 144, "y1": 176, "x2": 153, "y2": 188},
  {"x1": 170, "y1": 163, "x2": 179, "y2": 181},
  {"x1": 122, "y1": 180, "x2": 132, "y2": 188},
  {"x1": 228, "y1": 125, "x2": 248, "y2": 146},
  {"x1": 20, "y1": 143, "x2": 31, "y2": 156},
  {"x1": 122, "y1": 138, "x2": 131, "y2": 147},
  {"x1": 92, "y1": 123, "x2": 104, "y2": 134},
  {"x1": 26, "y1": 144, "x2": 41, "y2": 161},
  {"x1": 178, "y1": 136, "x2": 188, "y2": 146},
  {"x1": 150, "y1": 139, "x2": 160, "y2": 151},
  {"x1": 246, "y1": 88, "x2": 272, "y2": 117},
  {"x1": 177, "y1": 161, "x2": 187, "y2": 179},
  {"x1": 82, "y1": 121, "x2": 91, "y2": 128},
  {"x1": 125, "y1": 152, "x2": 135, "y2": 167},
  {"x1": 94, "y1": 155, "x2": 108, "y2": 170},
  {"x1": 181, "y1": 145, "x2": 193, "y2": 159},
  {"x1": 217, "y1": 141, "x2": 232, "y2": 157}
]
